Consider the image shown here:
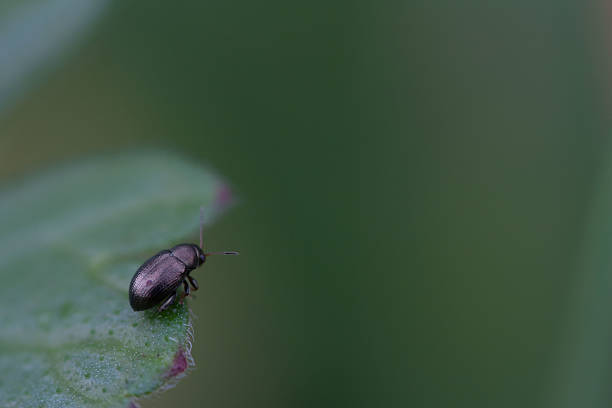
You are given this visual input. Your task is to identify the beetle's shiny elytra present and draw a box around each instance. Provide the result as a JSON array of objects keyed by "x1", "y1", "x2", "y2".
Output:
[{"x1": 129, "y1": 209, "x2": 239, "y2": 312}]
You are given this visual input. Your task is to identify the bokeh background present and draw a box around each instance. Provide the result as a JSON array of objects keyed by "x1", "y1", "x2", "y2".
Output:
[{"x1": 2, "y1": 1, "x2": 612, "y2": 407}]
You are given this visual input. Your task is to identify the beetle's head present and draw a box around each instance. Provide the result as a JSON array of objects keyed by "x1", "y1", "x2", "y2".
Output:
[{"x1": 194, "y1": 245, "x2": 206, "y2": 266}]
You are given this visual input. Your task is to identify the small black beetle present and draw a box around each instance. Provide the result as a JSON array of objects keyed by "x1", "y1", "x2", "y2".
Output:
[{"x1": 129, "y1": 209, "x2": 239, "y2": 312}]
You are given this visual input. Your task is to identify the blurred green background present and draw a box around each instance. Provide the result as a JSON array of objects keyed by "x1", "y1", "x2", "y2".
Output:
[{"x1": 2, "y1": 1, "x2": 612, "y2": 407}]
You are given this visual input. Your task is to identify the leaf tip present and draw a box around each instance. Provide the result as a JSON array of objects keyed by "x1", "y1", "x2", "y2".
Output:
[{"x1": 214, "y1": 182, "x2": 235, "y2": 209}]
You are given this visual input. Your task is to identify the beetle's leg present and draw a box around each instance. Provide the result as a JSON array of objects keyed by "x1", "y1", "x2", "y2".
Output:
[
  {"x1": 179, "y1": 280, "x2": 190, "y2": 304},
  {"x1": 187, "y1": 275, "x2": 199, "y2": 291},
  {"x1": 158, "y1": 292, "x2": 177, "y2": 312}
]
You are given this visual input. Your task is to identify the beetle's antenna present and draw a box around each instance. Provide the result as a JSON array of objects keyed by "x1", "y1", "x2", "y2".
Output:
[
  {"x1": 205, "y1": 251, "x2": 240, "y2": 256},
  {"x1": 199, "y1": 206, "x2": 204, "y2": 250}
]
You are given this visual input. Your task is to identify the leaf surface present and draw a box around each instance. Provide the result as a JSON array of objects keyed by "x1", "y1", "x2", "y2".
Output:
[{"x1": 0, "y1": 152, "x2": 233, "y2": 407}]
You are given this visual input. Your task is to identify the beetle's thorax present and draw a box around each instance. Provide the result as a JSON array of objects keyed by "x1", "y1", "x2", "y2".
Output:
[{"x1": 170, "y1": 243, "x2": 205, "y2": 269}]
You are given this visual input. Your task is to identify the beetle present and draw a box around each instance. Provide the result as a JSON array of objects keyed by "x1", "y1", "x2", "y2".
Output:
[{"x1": 129, "y1": 208, "x2": 239, "y2": 312}]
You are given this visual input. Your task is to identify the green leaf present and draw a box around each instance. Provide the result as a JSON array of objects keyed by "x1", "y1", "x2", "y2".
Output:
[
  {"x1": 0, "y1": 152, "x2": 234, "y2": 408},
  {"x1": 0, "y1": 0, "x2": 111, "y2": 113}
]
